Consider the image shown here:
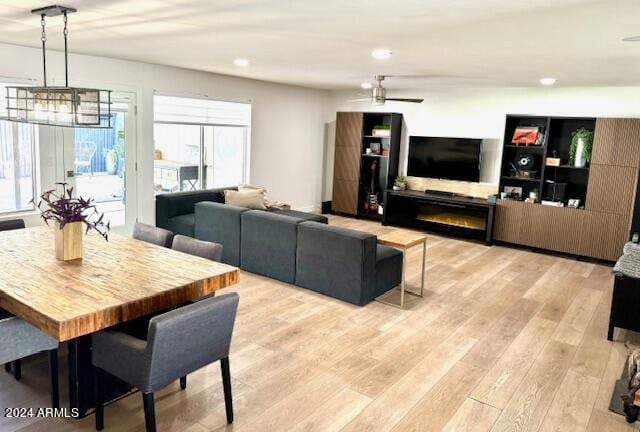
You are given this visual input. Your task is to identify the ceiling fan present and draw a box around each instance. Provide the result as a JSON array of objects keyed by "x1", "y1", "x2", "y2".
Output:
[{"x1": 350, "y1": 75, "x2": 424, "y2": 105}]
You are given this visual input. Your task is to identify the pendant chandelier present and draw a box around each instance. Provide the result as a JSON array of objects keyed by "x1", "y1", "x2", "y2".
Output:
[{"x1": 5, "y1": 5, "x2": 111, "y2": 128}]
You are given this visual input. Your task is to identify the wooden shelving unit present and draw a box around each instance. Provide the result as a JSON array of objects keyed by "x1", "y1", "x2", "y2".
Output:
[
  {"x1": 331, "y1": 112, "x2": 402, "y2": 220},
  {"x1": 495, "y1": 115, "x2": 640, "y2": 261}
]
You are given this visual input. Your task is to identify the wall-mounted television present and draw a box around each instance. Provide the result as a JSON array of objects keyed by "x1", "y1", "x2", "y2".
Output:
[{"x1": 407, "y1": 136, "x2": 482, "y2": 182}]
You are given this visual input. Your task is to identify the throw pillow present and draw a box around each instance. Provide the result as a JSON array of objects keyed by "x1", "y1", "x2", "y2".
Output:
[{"x1": 224, "y1": 190, "x2": 267, "y2": 210}]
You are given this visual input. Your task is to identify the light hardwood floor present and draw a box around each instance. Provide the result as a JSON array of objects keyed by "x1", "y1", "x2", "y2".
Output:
[{"x1": 1, "y1": 215, "x2": 636, "y2": 432}]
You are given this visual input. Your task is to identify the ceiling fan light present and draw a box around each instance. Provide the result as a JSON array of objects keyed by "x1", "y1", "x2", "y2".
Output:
[
  {"x1": 539, "y1": 77, "x2": 557, "y2": 86},
  {"x1": 371, "y1": 49, "x2": 392, "y2": 60}
]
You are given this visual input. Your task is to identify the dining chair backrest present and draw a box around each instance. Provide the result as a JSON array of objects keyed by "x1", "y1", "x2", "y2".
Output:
[
  {"x1": 132, "y1": 223, "x2": 174, "y2": 248},
  {"x1": 146, "y1": 293, "x2": 239, "y2": 391},
  {"x1": 0, "y1": 219, "x2": 24, "y2": 319},
  {"x1": 0, "y1": 219, "x2": 25, "y2": 232},
  {"x1": 172, "y1": 235, "x2": 223, "y2": 262}
]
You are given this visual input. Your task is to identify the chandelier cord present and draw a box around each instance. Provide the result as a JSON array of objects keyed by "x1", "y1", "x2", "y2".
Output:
[
  {"x1": 40, "y1": 14, "x2": 46, "y2": 87},
  {"x1": 63, "y1": 11, "x2": 69, "y2": 87}
]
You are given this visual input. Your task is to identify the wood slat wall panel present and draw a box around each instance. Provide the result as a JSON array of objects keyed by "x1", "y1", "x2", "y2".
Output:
[
  {"x1": 333, "y1": 145, "x2": 361, "y2": 181},
  {"x1": 335, "y1": 112, "x2": 363, "y2": 148},
  {"x1": 332, "y1": 179, "x2": 359, "y2": 215},
  {"x1": 542, "y1": 207, "x2": 585, "y2": 255},
  {"x1": 579, "y1": 211, "x2": 629, "y2": 261},
  {"x1": 494, "y1": 200, "x2": 524, "y2": 243},
  {"x1": 332, "y1": 112, "x2": 363, "y2": 214},
  {"x1": 585, "y1": 164, "x2": 637, "y2": 216},
  {"x1": 519, "y1": 205, "x2": 584, "y2": 255},
  {"x1": 592, "y1": 118, "x2": 640, "y2": 167}
]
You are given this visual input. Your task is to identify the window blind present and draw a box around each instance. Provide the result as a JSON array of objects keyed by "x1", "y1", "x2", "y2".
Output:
[{"x1": 154, "y1": 95, "x2": 251, "y2": 127}]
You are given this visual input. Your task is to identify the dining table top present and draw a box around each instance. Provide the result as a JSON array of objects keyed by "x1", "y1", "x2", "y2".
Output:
[{"x1": 0, "y1": 226, "x2": 240, "y2": 342}]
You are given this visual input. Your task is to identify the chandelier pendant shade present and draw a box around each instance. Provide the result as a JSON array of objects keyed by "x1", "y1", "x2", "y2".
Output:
[{"x1": 5, "y1": 5, "x2": 111, "y2": 128}]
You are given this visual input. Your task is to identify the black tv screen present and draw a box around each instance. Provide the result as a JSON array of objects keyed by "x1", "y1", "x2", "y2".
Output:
[{"x1": 407, "y1": 136, "x2": 482, "y2": 182}]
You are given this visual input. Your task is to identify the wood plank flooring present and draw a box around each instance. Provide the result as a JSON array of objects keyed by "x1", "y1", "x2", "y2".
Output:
[{"x1": 1, "y1": 215, "x2": 635, "y2": 432}]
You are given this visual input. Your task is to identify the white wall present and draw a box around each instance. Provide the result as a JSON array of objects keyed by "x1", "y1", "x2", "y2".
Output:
[
  {"x1": 0, "y1": 42, "x2": 330, "y2": 227},
  {"x1": 325, "y1": 86, "x2": 640, "y2": 200}
]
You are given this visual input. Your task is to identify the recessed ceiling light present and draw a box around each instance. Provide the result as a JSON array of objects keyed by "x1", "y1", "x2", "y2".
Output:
[
  {"x1": 623, "y1": 36, "x2": 640, "y2": 42},
  {"x1": 540, "y1": 77, "x2": 557, "y2": 86},
  {"x1": 371, "y1": 49, "x2": 392, "y2": 60},
  {"x1": 360, "y1": 82, "x2": 372, "y2": 89},
  {"x1": 234, "y1": 58, "x2": 249, "y2": 67}
]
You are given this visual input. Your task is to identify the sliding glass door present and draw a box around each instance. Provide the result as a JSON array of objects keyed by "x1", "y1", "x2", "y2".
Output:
[{"x1": 153, "y1": 95, "x2": 251, "y2": 195}]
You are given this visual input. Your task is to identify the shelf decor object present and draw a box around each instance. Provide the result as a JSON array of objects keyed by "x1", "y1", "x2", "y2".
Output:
[
  {"x1": 570, "y1": 128, "x2": 594, "y2": 168},
  {"x1": 34, "y1": 182, "x2": 110, "y2": 261},
  {"x1": 5, "y1": 5, "x2": 111, "y2": 128}
]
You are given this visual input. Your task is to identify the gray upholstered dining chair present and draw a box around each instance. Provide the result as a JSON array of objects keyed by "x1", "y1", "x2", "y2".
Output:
[
  {"x1": 92, "y1": 293, "x2": 239, "y2": 432},
  {"x1": 132, "y1": 222, "x2": 174, "y2": 248},
  {"x1": 172, "y1": 235, "x2": 223, "y2": 307},
  {"x1": 0, "y1": 317, "x2": 59, "y2": 408},
  {"x1": 0, "y1": 219, "x2": 25, "y2": 323},
  {"x1": 0, "y1": 218, "x2": 26, "y2": 232},
  {"x1": 172, "y1": 235, "x2": 223, "y2": 262}
]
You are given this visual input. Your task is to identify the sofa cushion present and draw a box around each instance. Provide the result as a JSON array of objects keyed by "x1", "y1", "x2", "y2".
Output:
[
  {"x1": 375, "y1": 245, "x2": 403, "y2": 297},
  {"x1": 224, "y1": 190, "x2": 267, "y2": 210},
  {"x1": 194, "y1": 202, "x2": 250, "y2": 267},
  {"x1": 273, "y1": 209, "x2": 328, "y2": 224},
  {"x1": 167, "y1": 214, "x2": 195, "y2": 237},
  {"x1": 240, "y1": 211, "x2": 302, "y2": 283},
  {"x1": 295, "y1": 222, "x2": 377, "y2": 306}
]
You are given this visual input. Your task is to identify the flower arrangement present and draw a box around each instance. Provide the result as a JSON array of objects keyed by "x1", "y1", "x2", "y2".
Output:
[{"x1": 34, "y1": 182, "x2": 110, "y2": 240}]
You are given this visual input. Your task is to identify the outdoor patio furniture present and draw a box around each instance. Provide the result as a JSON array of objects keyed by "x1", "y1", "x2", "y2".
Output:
[{"x1": 75, "y1": 141, "x2": 97, "y2": 176}]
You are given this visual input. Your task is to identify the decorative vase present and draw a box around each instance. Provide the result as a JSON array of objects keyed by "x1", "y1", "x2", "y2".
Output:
[
  {"x1": 106, "y1": 150, "x2": 118, "y2": 175},
  {"x1": 574, "y1": 138, "x2": 586, "y2": 168},
  {"x1": 55, "y1": 221, "x2": 83, "y2": 261}
]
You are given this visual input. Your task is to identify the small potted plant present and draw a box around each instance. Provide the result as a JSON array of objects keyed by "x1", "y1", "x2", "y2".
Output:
[
  {"x1": 393, "y1": 175, "x2": 407, "y2": 191},
  {"x1": 372, "y1": 124, "x2": 391, "y2": 137},
  {"x1": 34, "y1": 183, "x2": 110, "y2": 261},
  {"x1": 570, "y1": 128, "x2": 593, "y2": 168}
]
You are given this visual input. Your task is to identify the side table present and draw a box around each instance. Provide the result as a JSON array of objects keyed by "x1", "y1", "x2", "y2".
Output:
[{"x1": 376, "y1": 230, "x2": 427, "y2": 309}]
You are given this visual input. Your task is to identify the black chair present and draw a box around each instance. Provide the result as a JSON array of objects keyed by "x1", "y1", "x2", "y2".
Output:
[{"x1": 92, "y1": 293, "x2": 239, "y2": 432}]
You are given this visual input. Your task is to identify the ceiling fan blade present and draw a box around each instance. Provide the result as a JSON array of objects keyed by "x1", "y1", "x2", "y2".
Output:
[
  {"x1": 384, "y1": 98, "x2": 424, "y2": 103},
  {"x1": 347, "y1": 98, "x2": 371, "y2": 103}
]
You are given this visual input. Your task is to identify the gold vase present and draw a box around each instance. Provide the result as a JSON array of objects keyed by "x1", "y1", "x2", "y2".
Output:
[{"x1": 55, "y1": 221, "x2": 83, "y2": 261}]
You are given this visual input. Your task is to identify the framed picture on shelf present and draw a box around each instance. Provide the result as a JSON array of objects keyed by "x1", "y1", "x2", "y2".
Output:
[
  {"x1": 503, "y1": 185, "x2": 523, "y2": 200},
  {"x1": 512, "y1": 126, "x2": 541, "y2": 146},
  {"x1": 567, "y1": 199, "x2": 581, "y2": 208},
  {"x1": 370, "y1": 143, "x2": 381, "y2": 155}
]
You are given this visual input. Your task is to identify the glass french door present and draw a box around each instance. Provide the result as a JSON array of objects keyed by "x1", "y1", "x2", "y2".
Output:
[
  {"x1": 153, "y1": 123, "x2": 248, "y2": 194},
  {"x1": 58, "y1": 92, "x2": 137, "y2": 234}
]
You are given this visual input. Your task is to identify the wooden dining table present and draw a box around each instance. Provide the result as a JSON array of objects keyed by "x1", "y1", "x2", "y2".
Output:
[{"x1": 0, "y1": 226, "x2": 239, "y2": 417}]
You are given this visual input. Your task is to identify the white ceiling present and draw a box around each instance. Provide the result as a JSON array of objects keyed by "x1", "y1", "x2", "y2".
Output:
[{"x1": 0, "y1": 0, "x2": 639, "y2": 90}]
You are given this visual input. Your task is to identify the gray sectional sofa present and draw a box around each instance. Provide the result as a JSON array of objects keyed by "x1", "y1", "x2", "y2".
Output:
[{"x1": 155, "y1": 188, "x2": 402, "y2": 306}]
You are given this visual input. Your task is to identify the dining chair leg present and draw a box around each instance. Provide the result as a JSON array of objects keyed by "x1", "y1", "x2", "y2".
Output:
[
  {"x1": 180, "y1": 376, "x2": 187, "y2": 390},
  {"x1": 49, "y1": 349, "x2": 59, "y2": 409},
  {"x1": 13, "y1": 359, "x2": 21, "y2": 380},
  {"x1": 94, "y1": 367, "x2": 104, "y2": 431},
  {"x1": 142, "y1": 392, "x2": 157, "y2": 432},
  {"x1": 221, "y1": 357, "x2": 233, "y2": 424}
]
